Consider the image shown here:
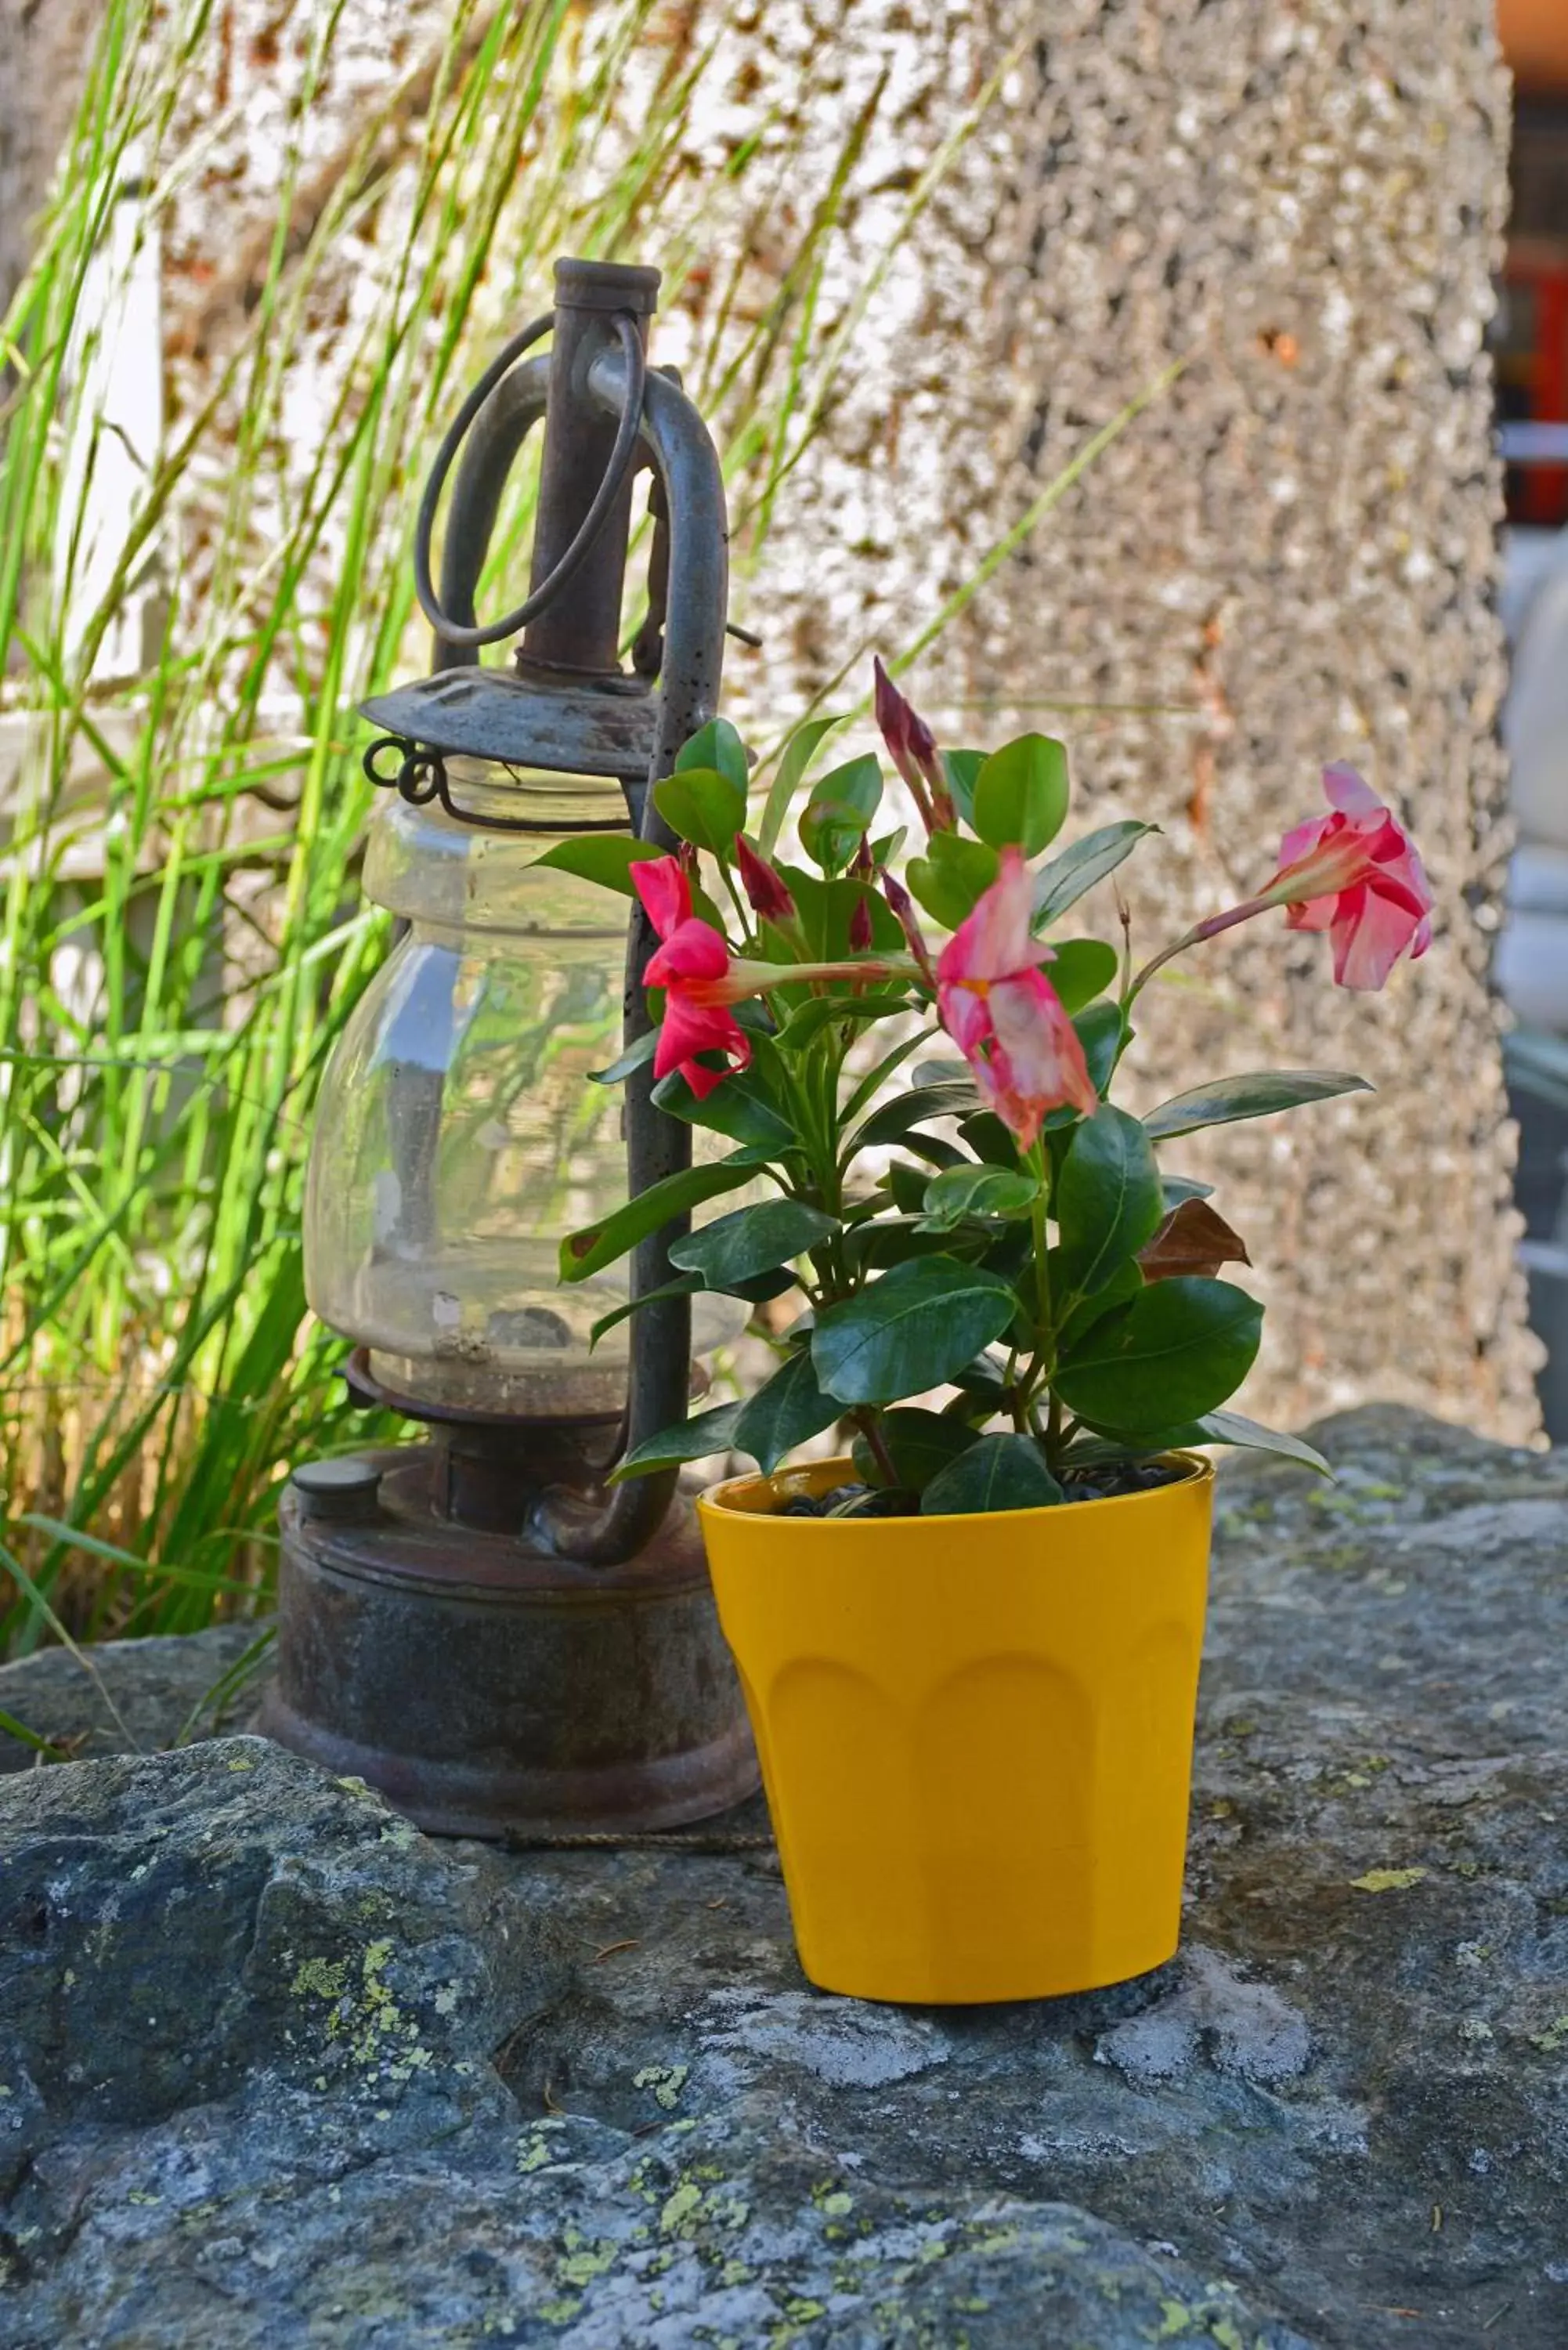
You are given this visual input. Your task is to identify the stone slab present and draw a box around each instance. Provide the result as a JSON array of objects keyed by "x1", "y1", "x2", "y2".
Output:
[{"x1": 0, "y1": 1408, "x2": 1564, "y2": 2346}]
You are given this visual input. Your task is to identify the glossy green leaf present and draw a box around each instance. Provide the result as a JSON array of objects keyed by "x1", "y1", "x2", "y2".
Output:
[
  {"x1": 732, "y1": 1350, "x2": 844, "y2": 1476},
  {"x1": 560, "y1": 1156, "x2": 760, "y2": 1282},
  {"x1": 1047, "y1": 938, "x2": 1119, "y2": 1015},
  {"x1": 886, "y1": 1159, "x2": 930, "y2": 1215},
  {"x1": 812, "y1": 753, "x2": 883, "y2": 822},
  {"x1": 773, "y1": 992, "x2": 913, "y2": 1053},
  {"x1": 589, "y1": 1275, "x2": 703, "y2": 1349},
  {"x1": 852, "y1": 1083, "x2": 977, "y2": 1149},
  {"x1": 757, "y1": 714, "x2": 849, "y2": 855},
  {"x1": 1068, "y1": 1409, "x2": 1331, "y2": 1478},
  {"x1": 530, "y1": 835, "x2": 659, "y2": 895},
  {"x1": 609, "y1": 1402, "x2": 743, "y2": 1481},
  {"x1": 971, "y1": 734, "x2": 1069, "y2": 855},
  {"x1": 588, "y1": 1029, "x2": 659, "y2": 1085},
  {"x1": 919, "y1": 1162, "x2": 1039, "y2": 1231},
  {"x1": 852, "y1": 1408, "x2": 979, "y2": 1492},
  {"x1": 1143, "y1": 1070, "x2": 1375, "y2": 1141},
  {"x1": 1053, "y1": 1104, "x2": 1164, "y2": 1299},
  {"x1": 771, "y1": 866, "x2": 903, "y2": 963},
  {"x1": 1053, "y1": 1256, "x2": 1143, "y2": 1353},
  {"x1": 1053, "y1": 1277, "x2": 1263, "y2": 1429},
  {"x1": 941, "y1": 748, "x2": 986, "y2": 828},
  {"x1": 922, "y1": 1434, "x2": 1064, "y2": 1515},
  {"x1": 906, "y1": 833, "x2": 1000, "y2": 931},
  {"x1": 958, "y1": 1110, "x2": 1021, "y2": 1168},
  {"x1": 811, "y1": 1256, "x2": 1017, "y2": 1405},
  {"x1": 669, "y1": 1198, "x2": 838, "y2": 1288},
  {"x1": 1162, "y1": 1174, "x2": 1215, "y2": 1206},
  {"x1": 844, "y1": 1216, "x2": 965, "y2": 1271},
  {"x1": 652, "y1": 767, "x2": 748, "y2": 856},
  {"x1": 799, "y1": 797, "x2": 873, "y2": 874},
  {"x1": 652, "y1": 1068, "x2": 796, "y2": 1155},
  {"x1": 1031, "y1": 821, "x2": 1158, "y2": 931},
  {"x1": 675, "y1": 718, "x2": 749, "y2": 791}
]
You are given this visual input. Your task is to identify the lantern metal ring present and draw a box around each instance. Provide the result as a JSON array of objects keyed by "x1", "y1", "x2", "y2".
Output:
[{"x1": 412, "y1": 309, "x2": 648, "y2": 649}]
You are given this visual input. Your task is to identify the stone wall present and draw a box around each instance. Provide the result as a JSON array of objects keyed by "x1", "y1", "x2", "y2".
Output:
[{"x1": 8, "y1": 0, "x2": 1537, "y2": 1439}]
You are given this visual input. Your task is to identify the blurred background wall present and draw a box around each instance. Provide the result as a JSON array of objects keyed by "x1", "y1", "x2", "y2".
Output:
[{"x1": 0, "y1": 0, "x2": 1557, "y2": 1605}]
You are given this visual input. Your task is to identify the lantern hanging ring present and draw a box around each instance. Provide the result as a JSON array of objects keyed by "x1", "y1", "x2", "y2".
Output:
[{"x1": 411, "y1": 309, "x2": 648, "y2": 649}]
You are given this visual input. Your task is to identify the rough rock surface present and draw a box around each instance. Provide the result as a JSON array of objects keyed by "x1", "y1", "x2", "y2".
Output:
[{"x1": 0, "y1": 1405, "x2": 1565, "y2": 2347}]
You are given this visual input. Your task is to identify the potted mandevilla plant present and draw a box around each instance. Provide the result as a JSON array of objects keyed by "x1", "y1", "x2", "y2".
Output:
[{"x1": 546, "y1": 661, "x2": 1432, "y2": 2003}]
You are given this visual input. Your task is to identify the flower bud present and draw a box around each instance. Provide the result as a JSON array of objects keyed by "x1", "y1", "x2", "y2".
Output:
[{"x1": 735, "y1": 834, "x2": 797, "y2": 924}]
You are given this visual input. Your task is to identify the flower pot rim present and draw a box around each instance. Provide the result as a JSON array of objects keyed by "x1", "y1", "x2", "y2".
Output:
[{"x1": 697, "y1": 1448, "x2": 1214, "y2": 1530}]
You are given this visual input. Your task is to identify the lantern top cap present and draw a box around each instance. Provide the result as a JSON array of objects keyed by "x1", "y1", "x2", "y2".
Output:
[{"x1": 553, "y1": 257, "x2": 661, "y2": 315}]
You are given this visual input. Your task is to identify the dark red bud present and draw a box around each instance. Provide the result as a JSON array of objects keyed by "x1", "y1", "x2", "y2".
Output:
[
  {"x1": 735, "y1": 833, "x2": 797, "y2": 924},
  {"x1": 849, "y1": 892, "x2": 875, "y2": 952}
]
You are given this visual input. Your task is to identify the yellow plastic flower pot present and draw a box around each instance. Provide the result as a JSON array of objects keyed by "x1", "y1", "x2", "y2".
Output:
[{"x1": 698, "y1": 1452, "x2": 1215, "y2": 2004}]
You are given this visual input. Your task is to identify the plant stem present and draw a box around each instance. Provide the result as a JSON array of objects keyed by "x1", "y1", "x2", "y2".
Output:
[{"x1": 854, "y1": 1410, "x2": 900, "y2": 1488}]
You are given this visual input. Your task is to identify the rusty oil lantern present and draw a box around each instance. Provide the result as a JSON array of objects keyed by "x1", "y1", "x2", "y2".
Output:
[{"x1": 258, "y1": 258, "x2": 758, "y2": 1838}]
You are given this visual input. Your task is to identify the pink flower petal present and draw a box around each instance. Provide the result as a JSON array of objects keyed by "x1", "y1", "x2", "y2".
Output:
[
  {"x1": 1329, "y1": 881, "x2": 1422, "y2": 990},
  {"x1": 632, "y1": 855, "x2": 692, "y2": 941},
  {"x1": 646, "y1": 917, "x2": 730, "y2": 988},
  {"x1": 937, "y1": 848, "x2": 1036, "y2": 985},
  {"x1": 1322, "y1": 762, "x2": 1382, "y2": 819}
]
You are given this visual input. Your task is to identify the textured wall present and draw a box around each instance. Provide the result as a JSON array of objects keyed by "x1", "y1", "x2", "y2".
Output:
[
  {"x1": 13, "y1": 0, "x2": 1536, "y2": 1438},
  {"x1": 715, "y1": 0, "x2": 1534, "y2": 1440},
  {"x1": 0, "y1": 0, "x2": 100, "y2": 311}
]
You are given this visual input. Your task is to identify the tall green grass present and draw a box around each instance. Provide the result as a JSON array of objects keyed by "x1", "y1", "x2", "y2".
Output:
[{"x1": 0, "y1": 0, "x2": 1015, "y2": 1652}]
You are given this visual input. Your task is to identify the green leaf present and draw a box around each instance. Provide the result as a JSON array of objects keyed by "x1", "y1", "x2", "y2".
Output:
[
  {"x1": 958, "y1": 1110, "x2": 1021, "y2": 1168},
  {"x1": 1053, "y1": 1104, "x2": 1164, "y2": 1299},
  {"x1": 610, "y1": 1402, "x2": 743, "y2": 1481},
  {"x1": 852, "y1": 1408, "x2": 980, "y2": 1492},
  {"x1": 1031, "y1": 821, "x2": 1158, "y2": 930},
  {"x1": 771, "y1": 866, "x2": 903, "y2": 963},
  {"x1": 669, "y1": 1198, "x2": 838, "y2": 1288},
  {"x1": 812, "y1": 753, "x2": 883, "y2": 823},
  {"x1": 941, "y1": 748, "x2": 986, "y2": 827},
  {"x1": 676, "y1": 718, "x2": 750, "y2": 791},
  {"x1": 1162, "y1": 1174, "x2": 1214, "y2": 1206},
  {"x1": 971, "y1": 734, "x2": 1069, "y2": 855},
  {"x1": 1068, "y1": 1409, "x2": 1332, "y2": 1479},
  {"x1": 919, "y1": 1162, "x2": 1039, "y2": 1231},
  {"x1": 652, "y1": 1068, "x2": 796, "y2": 1155},
  {"x1": 560, "y1": 1156, "x2": 761, "y2": 1282},
  {"x1": 1053, "y1": 1277, "x2": 1263, "y2": 1429},
  {"x1": 1175, "y1": 1410, "x2": 1334, "y2": 1476},
  {"x1": 844, "y1": 1217, "x2": 963, "y2": 1271},
  {"x1": 589, "y1": 1275, "x2": 703, "y2": 1349},
  {"x1": 653, "y1": 768, "x2": 748, "y2": 858},
  {"x1": 1047, "y1": 938, "x2": 1119, "y2": 1014},
  {"x1": 886, "y1": 1159, "x2": 930, "y2": 1214},
  {"x1": 757, "y1": 714, "x2": 849, "y2": 855},
  {"x1": 906, "y1": 833, "x2": 1000, "y2": 930},
  {"x1": 811, "y1": 1256, "x2": 1017, "y2": 1405},
  {"x1": 589, "y1": 1029, "x2": 660, "y2": 1085},
  {"x1": 732, "y1": 1350, "x2": 844, "y2": 1476},
  {"x1": 1143, "y1": 1070, "x2": 1375, "y2": 1141},
  {"x1": 852, "y1": 1083, "x2": 977, "y2": 1149},
  {"x1": 798, "y1": 755, "x2": 883, "y2": 873},
  {"x1": 530, "y1": 835, "x2": 659, "y2": 895},
  {"x1": 1054, "y1": 1256, "x2": 1143, "y2": 1353},
  {"x1": 922, "y1": 1434, "x2": 1064, "y2": 1515},
  {"x1": 799, "y1": 797, "x2": 873, "y2": 874},
  {"x1": 773, "y1": 992, "x2": 912, "y2": 1053}
]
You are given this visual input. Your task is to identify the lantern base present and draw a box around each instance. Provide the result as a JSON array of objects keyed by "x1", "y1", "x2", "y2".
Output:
[{"x1": 259, "y1": 1445, "x2": 758, "y2": 1841}]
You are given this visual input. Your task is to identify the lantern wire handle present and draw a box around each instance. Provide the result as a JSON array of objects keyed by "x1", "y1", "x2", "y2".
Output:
[{"x1": 411, "y1": 312, "x2": 647, "y2": 650}]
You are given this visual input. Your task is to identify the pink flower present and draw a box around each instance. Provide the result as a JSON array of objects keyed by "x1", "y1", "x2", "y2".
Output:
[
  {"x1": 632, "y1": 857, "x2": 753, "y2": 1098},
  {"x1": 936, "y1": 849, "x2": 1097, "y2": 1147},
  {"x1": 873, "y1": 657, "x2": 955, "y2": 833},
  {"x1": 1262, "y1": 764, "x2": 1433, "y2": 990}
]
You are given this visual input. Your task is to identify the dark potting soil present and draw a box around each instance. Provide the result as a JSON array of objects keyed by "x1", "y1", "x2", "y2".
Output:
[{"x1": 774, "y1": 1462, "x2": 1187, "y2": 1519}]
